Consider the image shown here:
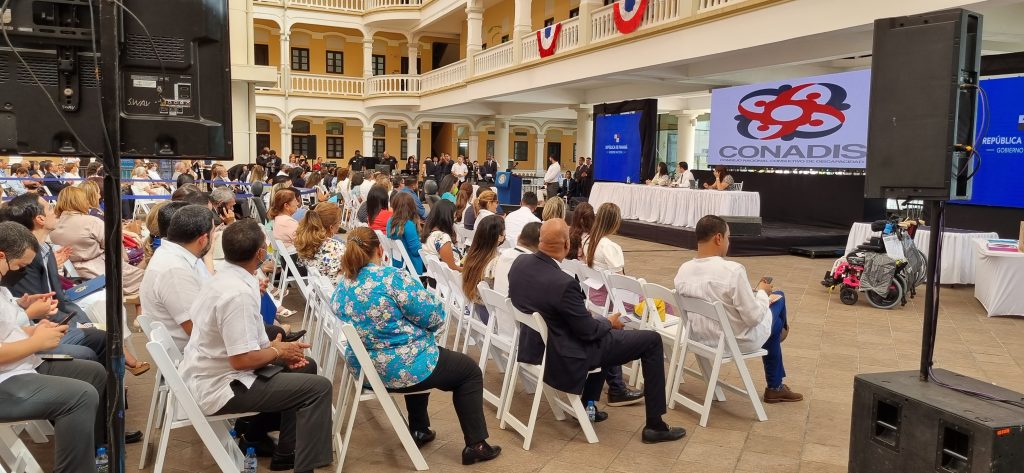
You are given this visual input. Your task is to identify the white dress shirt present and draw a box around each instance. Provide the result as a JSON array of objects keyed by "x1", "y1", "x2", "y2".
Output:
[
  {"x1": 503, "y1": 207, "x2": 540, "y2": 250},
  {"x1": 544, "y1": 162, "x2": 562, "y2": 184},
  {"x1": 140, "y1": 240, "x2": 206, "y2": 351},
  {"x1": 673, "y1": 256, "x2": 772, "y2": 353},
  {"x1": 673, "y1": 170, "x2": 695, "y2": 188},
  {"x1": 493, "y1": 246, "x2": 530, "y2": 297},
  {"x1": 0, "y1": 288, "x2": 41, "y2": 385},
  {"x1": 180, "y1": 263, "x2": 268, "y2": 415},
  {"x1": 583, "y1": 236, "x2": 624, "y2": 273},
  {"x1": 451, "y1": 163, "x2": 468, "y2": 181}
]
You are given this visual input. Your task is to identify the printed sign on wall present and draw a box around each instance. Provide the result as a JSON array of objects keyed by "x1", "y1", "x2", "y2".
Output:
[{"x1": 708, "y1": 69, "x2": 871, "y2": 169}]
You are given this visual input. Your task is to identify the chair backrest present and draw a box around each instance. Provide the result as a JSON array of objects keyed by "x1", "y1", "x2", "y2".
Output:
[
  {"x1": 729, "y1": 181, "x2": 744, "y2": 191},
  {"x1": 678, "y1": 296, "x2": 739, "y2": 353},
  {"x1": 479, "y1": 284, "x2": 516, "y2": 341},
  {"x1": 269, "y1": 236, "x2": 311, "y2": 298},
  {"x1": 338, "y1": 323, "x2": 391, "y2": 393},
  {"x1": 605, "y1": 273, "x2": 647, "y2": 320},
  {"x1": 137, "y1": 314, "x2": 156, "y2": 339},
  {"x1": 149, "y1": 324, "x2": 183, "y2": 364},
  {"x1": 63, "y1": 260, "x2": 80, "y2": 278},
  {"x1": 388, "y1": 234, "x2": 420, "y2": 277},
  {"x1": 641, "y1": 282, "x2": 686, "y2": 333},
  {"x1": 511, "y1": 307, "x2": 547, "y2": 344},
  {"x1": 144, "y1": 337, "x2": 215, "y2": 436}
]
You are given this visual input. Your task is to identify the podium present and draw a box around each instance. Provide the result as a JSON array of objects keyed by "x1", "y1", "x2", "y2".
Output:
[{"x1": 496, "y1": 171, "x2": 522, "y2": 206}]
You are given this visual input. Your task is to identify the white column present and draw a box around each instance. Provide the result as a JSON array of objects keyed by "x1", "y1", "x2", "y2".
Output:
[
  {"x1": 231, "y1": 81, "x2": 256, "y2": 163},
  {"x1": 406, "y1": 129, "x2": 419, "y2": 159},
  {"x1": 467, "y1": 133, "x2": 480, "y2": 164},
  {"x1": 281, "y1": 123, "x2": 293, "y2": 157},
  {"x1": 577, "y1": 0, "x2": 601, "y2": 46},
  {"x1": 280, "y1": 32, "x2": 291, "y2": 93},
  {"x1": 361, "y1": 127, "x2": 374, "y2": 157},
  {"x1": 466, "y1": 7, "x2": 483, "y2": 76},
  {"x1": 407, "y1": 43, "x2": 419, "y2": 75},
  {"x1": 534, "y1": 136, "x2": 546, "y2": 173},
  {"x1": 574, "y1": 105, "x2": 593, "y2": 159},
  {"x1": 511, "y1": 0, "x2": 532, "y2": 63},
  {"x1": 675, "y1": 111, "x2": 697, "y2": 168},
  {"x1": 362, "y1": 37, "x2": 374, "y2": 77},
  {"x1": 494, "y1": 118, "x2": 510, "y2": 171}
]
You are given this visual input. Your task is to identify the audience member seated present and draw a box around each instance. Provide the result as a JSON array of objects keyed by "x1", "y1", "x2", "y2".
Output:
[
  {"x1": 674, "y1": 215, "x2": 802, "y2": 403},
  {"x1": 672, "y1": 162, "x2": 694, "y2": 188},
  {"x1": 42, "y1": 161, "x2": 68, "y2": 196},
  {"x1": 455, "y1": 182, "x2": 474, "y2": 229},
  {"x1": 557, "y1": 171, "x2": 575, "y2": 198},
  {"x1": 332, "y1": 228, "x2": 502, "y2": 465},
  {"x1": 647, "y1": 162, "x2": 671, "y2": 186},
  {"x1": 0, "y1": 194, "x2": 109, "y2": 363},
  {"x1": 140, "y1": 203, "x2": 215, "y2": 352},
  {"x1": 400, "y1": 176, "x2": 427, "y2": 219},
  {"x1": 296, "y1": 202, "x2": 345, "y2": 282},
  {"x1": 461, "y1": 216, "x2": 505, "y2": 323},
  {"x1": 422, "y1": 200, "x2": 463, "y2": 271},
  {"x1": 508, "y1": 219, "x2": 685, "y2": 443},
  {"x1": 130, "y1": 166, "x2": 170, "y2": 196},
  {"x1": 475, "y1": 190, "x2": 499, "y2": 223},
  {"x1": 387, "y1": 192, "x2": 425, "y2": 274},
  {"x1": 542, "y1": 197, "x2": 566, "y2": 221},
  {"x1": 180, "y1": 219, "x2": 333, "y2": 472},
  {"x1": 703, "y1": 165, "x2": 736, "y2": 191},
  {"x1": 50, "y1": 187, "x2": 145, "y2": 294},
  {"x1": 504, "y1": 192, "x2": 541, "y2": 248},
  {"x1": 80, "y1": 180, "x2": 104, "y2": 218},
  {"x1": 493, "y1": 222, "x2": 541, "y2": 296},
  {"x1": 366, "y1": 184, "x2": 393, "y2": 232},
  {"x1": 567, "y1": 202, "x2": 595, "y2": 260},
  {"x1": 270, "y1": 188, "x2": 302, "y2": 252},
  {"x1": 0, "y1": 221, "x2": 111, "y2": 471},
  {"x1": 8, "y1": 164, "x2": 33, "y2": 196}
]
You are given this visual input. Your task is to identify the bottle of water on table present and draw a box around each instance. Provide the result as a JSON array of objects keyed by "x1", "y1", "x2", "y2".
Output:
[
  {"x1": 96, "y1": 447, "x2": 109, "y2": 473},
  {"x1": 243, "y1": 446, "x2": 258, "y2": 473},
  {"x1": 586, "y1": 401, "x2": 597, "y2": 422}
]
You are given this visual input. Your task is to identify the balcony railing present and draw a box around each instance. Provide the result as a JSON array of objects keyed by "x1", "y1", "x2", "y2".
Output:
[
  {"x1": 291, "y1": 73, "x2": 364, "y2": 95},
  {"x1": 366, "y1": 74, "x2": 421, "y2": 95},
  {"x1": 473, "y1": 42, "x2": 515, "y2": 76},
  {"x1": 291, "y1": 0, "x2": 364, "y2": 12},
  {"x1": 592, "y1": 0, "x2": 681, "y2": 43},
  {"x1": 421, "y1": 60, "x2": 467, "y2": 92},
  {"x1": 521, "y1": 17, "x2": 581, "y2": 63},
  {"x1": 366, "y1": 0, "x2": 421, "y2": 9},
  {"x1": 696, "y1": 0, "x2": 741, "y2": 13}
]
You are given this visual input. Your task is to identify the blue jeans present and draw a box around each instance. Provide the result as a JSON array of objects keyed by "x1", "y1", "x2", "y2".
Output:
[{"x1": 763, "y1": 291, "x2": 788, "y2": 389}]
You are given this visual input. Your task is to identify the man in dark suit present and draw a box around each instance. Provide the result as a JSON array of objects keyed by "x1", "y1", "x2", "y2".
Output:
[
  {"x1": 41, "y1": 160, "x2": 68, "y2": 196},
  {"x1": 507, "y1": 219, "x2": 686, "y2": 444},
  {"x1": 480, "y1": 155, "x2": 498, "y2": 183}
]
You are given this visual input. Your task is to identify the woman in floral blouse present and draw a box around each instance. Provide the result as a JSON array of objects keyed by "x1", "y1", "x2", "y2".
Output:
[
  {"x1": 331, "y1": 227, "x2": 501, "y2": 465},
  {"x1": 295, "y1": 202, "x2": 344, "y2": 281}
]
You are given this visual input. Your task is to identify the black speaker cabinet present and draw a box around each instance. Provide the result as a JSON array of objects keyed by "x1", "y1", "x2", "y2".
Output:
[
  {"x1": 722, "y1": 216, "x2": 762, "y2": 237},
  {"x1": 864, "y1": 9, "x2": 982, "y2": 200},
  {"x1": 850, "y1": 370, "x2": 1024, "y2": 473}
]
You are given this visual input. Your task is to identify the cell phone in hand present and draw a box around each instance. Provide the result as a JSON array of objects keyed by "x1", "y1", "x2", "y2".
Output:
[
  {"x1": 57, "y1": 313, "x2": 75, "y2": 326},
  {"x1": 40, "y1": 354, "x2": 74, "y2": 361}
]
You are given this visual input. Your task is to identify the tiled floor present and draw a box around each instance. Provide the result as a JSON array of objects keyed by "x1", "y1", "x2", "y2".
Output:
[{"x1": 21, "y1": 235, "x2": 1024, "y2": 472}]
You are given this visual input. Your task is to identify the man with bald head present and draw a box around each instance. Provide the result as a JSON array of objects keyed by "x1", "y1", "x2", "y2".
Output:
[{"x1": 508, "y1": 219, "x2": 686, "y2": 443}]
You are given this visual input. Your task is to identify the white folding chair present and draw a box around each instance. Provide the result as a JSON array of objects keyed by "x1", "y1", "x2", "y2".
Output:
[
  {"x1": 332, "y1": 324, "x2": 428, "y2": 471},
  {"x1": 603, "y1": 273, "x2": 654, "y2": 388},
  {"x1": 373, "y1": 230, "x2": 394, "y2": 266},
  {"x1": 563, "y1": 260, "x2": 612, "y2": 317},
  {"x1": 387, "y1": 234, "x2": 421, "y2": 278},
  {"x1": 641, "y1": 283, "x2": 690, "y2": 401},
  {"x1": 137, "y1": 314, "x2": 170, "y2": 470},
  {"x1": 0, "y1": 423, "x2": 43, "y2": 473},
  {"x1": 441, "y1": 267, "x2": 471, "y2": 352},
  {"x1": 669, "y1": 296, "x2": 768, "y2": 427},
  {"x1": 268, "y1": 235, "x2": 311, "y2": 305},
  {"x1": 499, "y1": 308, "x2": 598, "y2": 450},
  {"x1": 144, "y1": 326, "x2": 257, "y2": 473},
  {"x1": 477, "y1": 285, "x2": 520, "y2": 416}
]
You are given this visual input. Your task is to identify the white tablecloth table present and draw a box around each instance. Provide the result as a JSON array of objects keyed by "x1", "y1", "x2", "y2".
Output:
[
  {"x1": 588, "y1": 182, "x2": 760, "y2": 228},
  {"x1": 844, "y1": 223, "x2": 998, "y2": 285},
  {"x1": 973, "y1": 240, "x2": 1024, "y2": 317}
]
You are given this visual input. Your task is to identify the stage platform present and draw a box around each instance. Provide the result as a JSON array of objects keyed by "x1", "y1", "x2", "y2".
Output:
[{"x1": 618, "y1": 219, "x2": 850, "y2": 256}]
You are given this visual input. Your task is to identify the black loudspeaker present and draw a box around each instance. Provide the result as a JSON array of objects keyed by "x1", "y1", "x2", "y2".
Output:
[
  {"x1": 864, "y1": 9, "x2": 982, "y2": 200},
  {"x1": 850, "y1": 370, "x2": 1024, "y2": 473},
  {"x1": 0, "y1": 0, "x2": 232, "y2": 159},
  {"x1": 721, "y1": 216, "x2": 762, "y2": 237}
]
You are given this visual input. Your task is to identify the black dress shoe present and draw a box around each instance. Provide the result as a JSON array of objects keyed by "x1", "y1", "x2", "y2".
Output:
[
  {"x1": 641, "y1": 426, "x2": 687, "y2": 444},
  {"x1": 239, "y1": 435, "x2": 277, "y2": 457},
  {"x1": 410, "y1": 429, "x2": 436, "y2": 447},
  {"x1": 125, "y1": 431, "x2": 143, "y2": 444},
  {"x1": 282, "y1": 330, "x2": 307, "y2": 342},
  {"x1": 269, "y1": 452, "x2": 294, "y2": 471},
  {"x1": 593, "y1": 411, "x2": 609, "y2": 423},
  {"x1": 461, "y1": 441, "x2": 501, "y2": 465},
  {"x1": 606, "y1": 388, "x2": 645, "y2": 407}
]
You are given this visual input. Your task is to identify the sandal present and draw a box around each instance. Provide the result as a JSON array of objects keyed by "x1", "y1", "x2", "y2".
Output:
[
  {"x1": 127, "y1": 361, "x2": 151, "y2": 376},
  {"x1": 277, "y1": 308, "x2": 296, "y2": 318}
]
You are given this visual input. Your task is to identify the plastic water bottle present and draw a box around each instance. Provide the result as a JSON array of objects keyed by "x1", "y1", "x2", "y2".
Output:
[
  {"x1": 586, "y1": 401, "x2": 597, "y2": 422},
  {"x1": 95, "y1": 448, "x2": 109, "y2": 473},
  {"x1": 242, "y1": 447, "x2": 258, "y2": 473},
  {"x1": 626, "y1": 176, "x2": 631, "y2": 184}
]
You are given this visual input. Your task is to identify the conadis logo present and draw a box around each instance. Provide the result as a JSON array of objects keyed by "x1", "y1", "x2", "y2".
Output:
[{"x1": 735, "y1": 82, "x2": 851, "y2": 141}]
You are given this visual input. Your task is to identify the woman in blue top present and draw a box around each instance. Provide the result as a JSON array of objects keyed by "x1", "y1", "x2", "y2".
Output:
[
  {"x1": 386, "y1": 192, "x2": 424, "y2": 274},
  {"x1": 331, "y1": 228, "x2": 501, "y2": 465}
]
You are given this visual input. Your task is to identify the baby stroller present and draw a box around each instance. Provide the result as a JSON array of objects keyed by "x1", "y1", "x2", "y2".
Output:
[{"x1": 821, "y1": 218, "x2": 927, "y2": 310}]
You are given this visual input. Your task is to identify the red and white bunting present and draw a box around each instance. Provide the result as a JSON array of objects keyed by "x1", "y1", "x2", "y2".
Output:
[
  {"x1": 537, "y1": 23, "x2": 562, "y2": 58},
  {"x1": 613, "y1": 0, "x2": 648, "y2": 34}
]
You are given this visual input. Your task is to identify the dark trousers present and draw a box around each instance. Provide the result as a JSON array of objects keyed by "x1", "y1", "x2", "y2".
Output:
[
  {"x1": 763, "y1": 291, "x2": 789, "y2": 389},
  {"x1": 391, "y1": 347, "x2": 488, "y2": 445},
  {"x1": 583, "y1": 330, "x2": 666, "y2": 423},
  {"x1": 0, "y1": 359, "x2": 106, "y2": 473},
  {"x1": 545, "y1": 182, "x2": 559, "y2": 200},
  {"x1": 218, "y1": 358, "x2": 332, "y2": 471}
]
